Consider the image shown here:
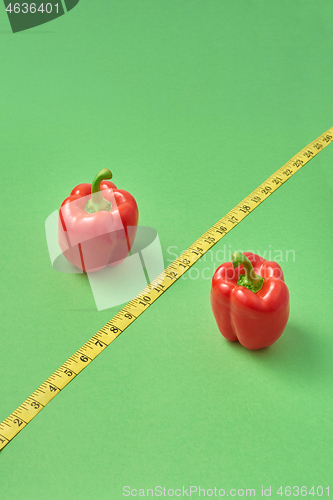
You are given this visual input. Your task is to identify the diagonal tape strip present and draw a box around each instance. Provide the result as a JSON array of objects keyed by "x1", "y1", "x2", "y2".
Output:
[{"x1": 0, "y1": 127, "x2": 332, "y2": 451}]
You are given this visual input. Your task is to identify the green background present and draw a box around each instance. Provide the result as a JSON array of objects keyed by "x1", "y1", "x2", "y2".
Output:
[{"x1": 1, "y1": 1, "x2": 333, "y2": 498}]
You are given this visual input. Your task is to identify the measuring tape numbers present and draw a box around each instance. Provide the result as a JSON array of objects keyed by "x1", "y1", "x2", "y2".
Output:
[{"x1": 0, "y1": 127, "x2": 332, "y2": 451}]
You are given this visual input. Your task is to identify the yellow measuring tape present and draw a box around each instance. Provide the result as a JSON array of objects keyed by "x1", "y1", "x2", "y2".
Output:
[{"x1": 1, "y1": 127, "x2": 332, "y2": 451}]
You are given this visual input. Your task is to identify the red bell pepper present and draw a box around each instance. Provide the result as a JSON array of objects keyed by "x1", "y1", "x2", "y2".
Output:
[
  {"x1": 211, "y1": 252, "x2": 289, "y2": 350},
  {"x1": 58, "y1": 168, "x2": 138, "y2": 273}
]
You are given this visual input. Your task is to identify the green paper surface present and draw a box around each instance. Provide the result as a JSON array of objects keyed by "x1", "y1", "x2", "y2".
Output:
[{"x1": 1, "y1": 1, "x2": 333, "y2": 498}]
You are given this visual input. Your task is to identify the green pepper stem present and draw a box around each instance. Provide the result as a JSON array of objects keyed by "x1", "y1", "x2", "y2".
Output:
[
  {"x1": 85, "y1": 168, "x2": 113, "y2": 213},
  {"x1": 232, "y1": 252, "x2": 264, "y2": 293}
]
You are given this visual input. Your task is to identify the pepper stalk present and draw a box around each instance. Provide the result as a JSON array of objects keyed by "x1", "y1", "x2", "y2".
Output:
[
  {"x1": 232, "y1": 252, "x2": 264, "y2": 293},
  {"x1": 85, "y1": 168, "x2": 113, "y2": 213}
]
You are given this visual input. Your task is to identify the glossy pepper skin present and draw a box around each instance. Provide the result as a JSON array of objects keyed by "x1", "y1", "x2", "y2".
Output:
[
  {"x1": 58, "y1": 169, "x2": 138, "y2": 273},
  {"x1": 211, "y1": 252, "x2": 290, "y2": 350}
]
